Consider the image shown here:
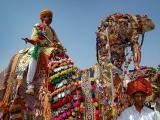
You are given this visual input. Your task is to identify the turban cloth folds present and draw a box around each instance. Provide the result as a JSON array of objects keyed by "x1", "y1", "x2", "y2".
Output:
[{"x1": 127, "y1": 78, "x2": 152, "y2": 96}]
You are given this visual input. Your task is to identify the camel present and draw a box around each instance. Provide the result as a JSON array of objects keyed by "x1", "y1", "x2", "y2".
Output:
[
  {"x1": 0, "y1": 13, "x2": 155, "y2": 120},
  {"x1": 94, "y1": 13, "x2": 155, "y2": 119}
]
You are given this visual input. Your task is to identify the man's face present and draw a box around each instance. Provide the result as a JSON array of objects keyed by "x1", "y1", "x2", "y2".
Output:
[
  {"x1": 42, "y1": 14, "x2": 52, "y2": 25},
  {"x1": 132, "y1": 91, "x2": 147, "y2": 107}
]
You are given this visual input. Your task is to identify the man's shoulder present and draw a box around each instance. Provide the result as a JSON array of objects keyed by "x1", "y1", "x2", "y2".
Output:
[
  {"x1": 33, "y1": 23, "x2": 41, "y2": 27},
  {"x1": 143, "y1": 106, "x2": 155, "y2": 112},
  {"x1": 124, "y1": 105, "x2": 134, "y2": 111},
  {"x1": 125, "y1": 105, "x2": 154, "y2": 112},
  {"x1": 33, "y1": 23, "x2": 47, "y2": 31},
  {"x1": 117, "y1": 106, "x2": 133, "y2": 120},
  {"x1": 119, "y1": 105, "x2": 133, "y2": 114}
]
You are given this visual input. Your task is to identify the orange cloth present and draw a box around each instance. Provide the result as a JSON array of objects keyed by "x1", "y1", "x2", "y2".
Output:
[
  {"x1": 127, "y1": 77, "x2": 152, "y2": 96},
  {"x1": 40, "y1": 9, "x2": 53, "y2": 20}
]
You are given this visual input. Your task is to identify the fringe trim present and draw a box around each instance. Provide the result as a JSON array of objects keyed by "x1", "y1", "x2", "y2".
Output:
[
  {"x1": 1, "y1": 53, "x2": 21, "y2": 109},
  {"x1": 43, "y1": 93, "x2": 52, "y2": 120}
]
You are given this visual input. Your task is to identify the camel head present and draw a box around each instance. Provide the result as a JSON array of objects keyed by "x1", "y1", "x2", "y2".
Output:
[{"x1": 136, "y1": 15, "x2": 155, "y2": 33}]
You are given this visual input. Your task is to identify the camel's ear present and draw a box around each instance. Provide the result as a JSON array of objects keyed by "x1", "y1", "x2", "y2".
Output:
[{"x1": 143, "y1": 15, "x2": 148, "y2": 17}]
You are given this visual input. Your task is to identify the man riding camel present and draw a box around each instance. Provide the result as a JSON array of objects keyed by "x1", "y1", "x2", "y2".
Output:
[{"x1": 23, "y1": 9, "x2": 65, "y2": 95}]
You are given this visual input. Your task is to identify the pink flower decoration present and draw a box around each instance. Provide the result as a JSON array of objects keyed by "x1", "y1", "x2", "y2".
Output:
[
  {"x1": 95, "y1": 110, "x2": 100, "y2": 116},
  {"x1": 62, "y1": 112, "x2": 67, "y2": 118},
  {"x1": 67, "y1": 111, "x2": 71, "y2": 116},
  {"x1": 80, "y1": 108, "x2": 85, "y2": 113}
]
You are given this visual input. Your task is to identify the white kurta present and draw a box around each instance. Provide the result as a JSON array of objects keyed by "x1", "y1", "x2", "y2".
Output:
[{"x1": 117, "y1": 105, "x2": 159, "y2": 120}]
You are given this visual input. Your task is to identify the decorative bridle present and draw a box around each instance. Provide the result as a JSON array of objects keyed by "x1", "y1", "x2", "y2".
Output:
[{"x1": 134, "y1": 15, "x2": 145, "y2": 48}]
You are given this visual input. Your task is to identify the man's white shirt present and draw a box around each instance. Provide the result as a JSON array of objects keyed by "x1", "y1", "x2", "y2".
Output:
[{"x1": 117, "y1": 105, "x2": 159, "y2": 120}]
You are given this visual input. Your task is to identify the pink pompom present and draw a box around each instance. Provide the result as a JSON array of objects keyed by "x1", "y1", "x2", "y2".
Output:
[
  {"x1": 95, "y1": 110, "x2": 100, "y2": 116},
  {"x1": 80, "y1": 108, "x2": 85, "y2": 113},
  {"x1": 62, "y1": 112, "x2": 67, "y2": 118},
  {"x1": 73, "y1": 101, "x2": 80, "y2": 107},
  {"x1": 53, "y1": 117, "x2": 60, "y2": 120},
  {"x1": 67, "y1": 111, "x2": 71, "y2": 116},
  {"x1": 70, "y1": 109, "x2": 74, "y2": 112},
  {"x1": 52, "y1": 117, "x2": 57, "y2": 120},
  {"x1": 59, "y1": 115, "x2": 63, "y2": 120}
]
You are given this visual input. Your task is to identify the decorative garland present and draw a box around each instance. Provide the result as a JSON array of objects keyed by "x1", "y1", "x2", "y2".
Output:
[
  {"x1": 49, "y1": 67, "x2": 77, "y2": 81},
  {"x1": 46, "y1": 49, "x2": 85, "y2": 120}
]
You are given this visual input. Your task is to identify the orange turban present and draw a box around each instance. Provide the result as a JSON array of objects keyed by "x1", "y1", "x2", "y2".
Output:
[
  {"x1": 127, "y1": 77, "x2": 152, "y2": 96},
  {"x1": 40, "y1": 9, "x2": 53, "y2": 20}
]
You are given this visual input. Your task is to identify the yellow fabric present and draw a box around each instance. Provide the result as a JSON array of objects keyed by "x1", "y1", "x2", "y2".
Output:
[
  {"x1": 39, "y1": 47, "x2": 53, "y2": 56},
  {"x1": 31, "y1": 27, "x2": 41, "y2": 42},
  {"x1": 31, "y1": 25, "x2": 53, "y2": 42},
  {"x1": 45, "y1": 26, "x2": 54, "y2": 42},
  {"x1": 31, "y1": 24, "x2": 54, "y2": 55}
]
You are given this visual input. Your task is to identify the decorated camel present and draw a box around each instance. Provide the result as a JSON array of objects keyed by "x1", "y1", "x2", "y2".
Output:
[
  {"x1": 0, "y1": 13, "x2": 156, "y2": 120},
  {"x1": 84, "y1": 13, "x2": 156, "y2": 119}
]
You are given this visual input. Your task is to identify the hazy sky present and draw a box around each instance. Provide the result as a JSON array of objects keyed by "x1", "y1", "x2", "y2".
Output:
[{"x1": 0, "y1": 0, "x2": 160, "y2": 72}]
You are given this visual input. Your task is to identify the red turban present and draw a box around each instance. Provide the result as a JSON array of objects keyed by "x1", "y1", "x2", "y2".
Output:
[{"x1": 127, "y1": 77, "x2": 152, "y2": 96}]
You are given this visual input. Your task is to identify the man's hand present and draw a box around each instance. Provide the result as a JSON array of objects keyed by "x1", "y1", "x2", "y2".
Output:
[
  {"x1": 21, "y1": 38, "x2": 30, "y2": 44},
  {"x1": 21, "y1": 38, "x2": 36, "y2": 45}
]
